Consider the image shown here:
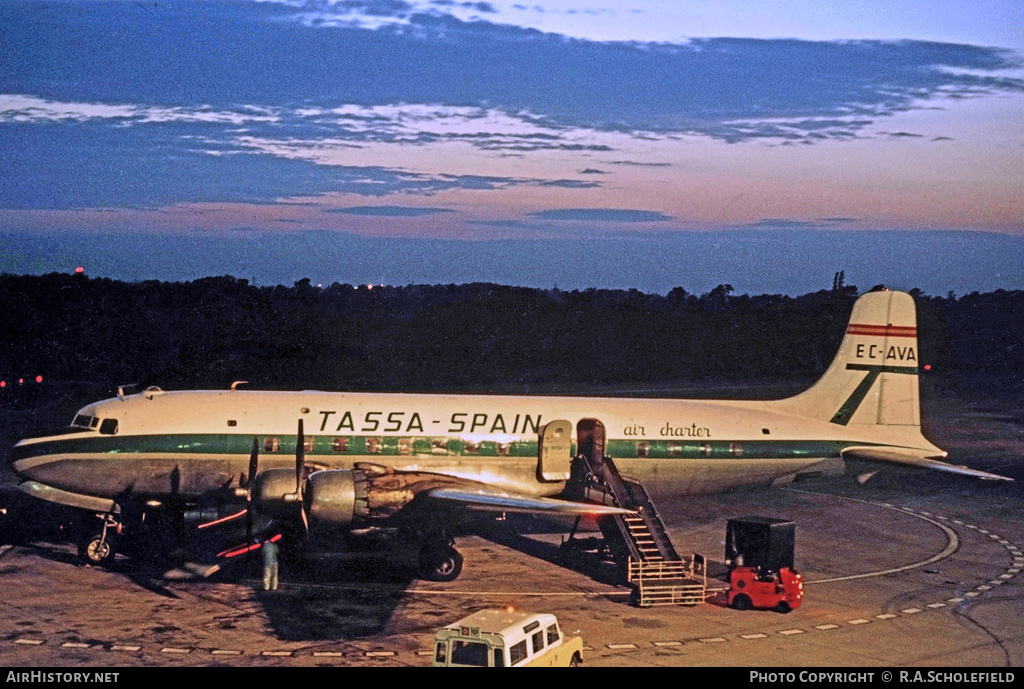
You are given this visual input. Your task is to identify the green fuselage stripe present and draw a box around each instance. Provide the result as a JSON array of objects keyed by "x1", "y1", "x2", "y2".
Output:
[{"x1": 15, "y1": 433, "x2": 848, "y2": 462}]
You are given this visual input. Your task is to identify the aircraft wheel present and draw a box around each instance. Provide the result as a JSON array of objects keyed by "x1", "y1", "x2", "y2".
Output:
[
  {"x1": 418, "y1": 544, "x2": 464, "y2": 582},
  {"x1": 78, "y1": 533, "x2": 116, "y2": 566},
  {"x1": 731, "y1": 594, "x2": 752, "y2": 611},
  {"x1": 775, "y1": 600, "x2": 792, "y2": 614}
]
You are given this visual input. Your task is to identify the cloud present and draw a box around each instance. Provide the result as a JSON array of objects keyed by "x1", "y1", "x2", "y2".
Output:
[
  {"x1": 327, "y1": 205, "x2": 454, "y2": 216},
  {"x1": 3, "y1": 2, "x2": 1024, "y2": 211},
  {"x1": 529, "y1": 208, "x2": 673, "y2": 222},
  {"x1": 6, "y1": 3, "x2": 1022, "y2": 145}
]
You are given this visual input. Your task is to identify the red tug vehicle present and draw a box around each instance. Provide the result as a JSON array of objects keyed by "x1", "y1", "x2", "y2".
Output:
[{"x1": 725, "y1": 516, "x2": 803, "y2": 613}]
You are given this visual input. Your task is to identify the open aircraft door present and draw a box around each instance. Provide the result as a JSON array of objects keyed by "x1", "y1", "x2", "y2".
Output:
[
  {"x1": 538, "y1": 420, "x2": 572, "y2": 482},
  {"x1": 575, "y1": 419, "x2": 605, "y2": 465}
]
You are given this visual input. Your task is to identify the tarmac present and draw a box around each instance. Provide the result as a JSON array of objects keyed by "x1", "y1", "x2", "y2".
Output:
[{"x1": 1, "y1": 385, "x2": 1021, "y2": 668}]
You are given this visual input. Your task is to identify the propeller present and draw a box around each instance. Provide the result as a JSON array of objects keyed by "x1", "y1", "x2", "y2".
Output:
[
  {"x1": 197, "y1": 436, "x2": 260, "y2": 532},
  {"x1": 246, "y1": 435, "x2": 259, "y2": 546},
  {"x1": 294, "y1": 419, "x2": 309, "y2": 537}
]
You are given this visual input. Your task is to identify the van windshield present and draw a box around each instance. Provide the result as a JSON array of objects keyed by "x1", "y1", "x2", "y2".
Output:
[{"x1": 450, "y1": 640, "x2": 490, "y2": 667}]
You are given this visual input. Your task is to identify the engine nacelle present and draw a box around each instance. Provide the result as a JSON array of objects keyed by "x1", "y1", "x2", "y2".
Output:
[
  {"x1": 256, "y1": 464, "x2": 460, "y2": 535},
  {"x1": 304, "y1": 469, "x2": 364, "y2": 529},
  {"x1": 252, "y1": 468, "x2": 303, "y2": 520}
]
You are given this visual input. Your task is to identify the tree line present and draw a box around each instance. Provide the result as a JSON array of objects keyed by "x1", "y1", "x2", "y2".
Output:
[{"x1": 1, "y1": 273, "x2": 1021, "y2": 398}]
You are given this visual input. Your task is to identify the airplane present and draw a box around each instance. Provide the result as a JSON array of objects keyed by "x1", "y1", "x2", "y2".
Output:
[{"x1": 8, "y1": 288, "x2": 1011, "y2": 580}]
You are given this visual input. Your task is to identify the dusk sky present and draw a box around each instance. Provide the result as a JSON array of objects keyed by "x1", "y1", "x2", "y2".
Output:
[{"x1": 2, "y1": 0, "x2": 1023, "y2": 295}]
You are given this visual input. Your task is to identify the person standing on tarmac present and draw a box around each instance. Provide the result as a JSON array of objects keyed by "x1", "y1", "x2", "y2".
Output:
[{"x1": 262, "y1": 537, "x2": 280, "y2": 591}]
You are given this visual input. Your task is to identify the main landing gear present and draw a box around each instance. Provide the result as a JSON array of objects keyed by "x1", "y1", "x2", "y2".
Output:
[
  {"x1": 77, "y1": 513, "x2": 121, "y2": 567},
  {"x1": 417, "y1": 536, "x2": 464, "y2": 582}
]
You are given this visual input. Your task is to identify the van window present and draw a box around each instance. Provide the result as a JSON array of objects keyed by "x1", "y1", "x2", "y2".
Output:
[
  {"x1": 99, "y1": 418, "x2": 119, "y2": 435},
  {"x1": 546, "y1": 624, "x2": 559, "y2": 645},
  {"x1": 451, "y1": 640, "x2": 489, "y2": 667},
  {"x1": 434, "y1": 642, "x2": 447, "y2": 664},
  {"x1": 531, "y1": 630, "x2": 545, "y2": 654},
  {"x1": 509, "y1": 639, "x2": 528, "y2": 666},
  {"x1": 493, "y1": 648, "x2": 504, "y2": 667}
]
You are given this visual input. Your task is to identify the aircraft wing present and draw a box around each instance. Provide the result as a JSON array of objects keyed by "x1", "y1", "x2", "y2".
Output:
[
  {"x1": 425, "y1": 487, "x2": 636, "y2": 516},
  {"x1": 841, "y1": 446, "x2": 1012, "y2": 482}
]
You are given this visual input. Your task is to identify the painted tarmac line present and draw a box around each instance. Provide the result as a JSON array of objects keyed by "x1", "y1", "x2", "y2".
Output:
[{"x1": 797, "y1": 499, "x2": 959, "y2": 585}]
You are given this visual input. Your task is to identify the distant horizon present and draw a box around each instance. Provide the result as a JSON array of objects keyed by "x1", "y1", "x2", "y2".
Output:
[{"x1": 3, "y1": 228, "x2": 1021, "y2": 297}]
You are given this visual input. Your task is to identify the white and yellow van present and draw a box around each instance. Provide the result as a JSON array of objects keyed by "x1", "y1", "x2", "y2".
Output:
[{"x1": 432, "y1": 609, "x2": 583, "y2": 667}]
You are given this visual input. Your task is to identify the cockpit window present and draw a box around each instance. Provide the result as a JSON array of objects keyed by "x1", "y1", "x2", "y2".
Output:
[
  {"x1": 72, "y1": 414, "x2": 97, "y2": 429},
  {"x1": 99, "y1": 418, "x2": 119, "y2": 435}
]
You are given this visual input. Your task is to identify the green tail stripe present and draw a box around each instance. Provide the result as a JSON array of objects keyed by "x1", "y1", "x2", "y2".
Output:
[{"x1": 830, "y1": 364, "x2": 919, "y2": 426}]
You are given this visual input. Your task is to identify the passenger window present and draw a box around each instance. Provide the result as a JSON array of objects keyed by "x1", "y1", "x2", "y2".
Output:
[
  {"x1": 531, "y1": 630, "x2": 545, "y2": 654},
  {"x1": 667, "y1": 442, "x2": 683, "y2": 457},
  {"x1": 463, "y1": 441, "x2": 480, "y2": 455},
  {"x1": 431, "y1": 438, "x2": 448, "y2": 454},
  {"x1": 398, "y1": 438, "x2": 413, "y2": 455},
  {"x1": 699, "y1": 442, "x2": 713, "y2": 457},
  {"x1": 730, "y1": 442, "x2": 744, "y2": 457},
  {"x1": 509, "y1": 639, "x2": 528, "y2": 666},
  {"x1": 366, "y1": 437, "x2": 382, "y2": 454},
  {"x1": 264, "y1": 437, "x2": 280, "y2": 452},
  {"x1": 636, "y1": 441, "x2": 651, "y2": 457},
  {"x1": 332, "y1": 437, "x2": 350, "y2": 453},
  {"x1": 99, "y1": 418, "x2": 119, "y2": 435},
  {"x1": 303, "y1": 436, "x2": 315, "y2": 453}
]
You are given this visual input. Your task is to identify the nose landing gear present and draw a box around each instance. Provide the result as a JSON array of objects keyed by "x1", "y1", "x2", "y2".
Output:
[{"x1": 78, "y1": 513, "x2": 121, "y2": 566}]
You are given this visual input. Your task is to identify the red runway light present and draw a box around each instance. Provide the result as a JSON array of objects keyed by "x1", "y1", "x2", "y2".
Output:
[{"x1": 35, "y1": 375, "x2": 43, "y2": 383}]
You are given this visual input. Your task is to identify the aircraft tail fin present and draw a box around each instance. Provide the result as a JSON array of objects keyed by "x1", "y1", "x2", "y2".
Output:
[{"x1": 778, "y1": 290, "x2": 941, "y2": 451}]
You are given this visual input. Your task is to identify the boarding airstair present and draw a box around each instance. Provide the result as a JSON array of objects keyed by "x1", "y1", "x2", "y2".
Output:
[{"x1": 561, "y1": 419, "x2": 708, "y2": 607}]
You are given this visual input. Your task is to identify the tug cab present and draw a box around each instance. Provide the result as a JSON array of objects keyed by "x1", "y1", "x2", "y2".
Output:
[
  {"x1": 433, "y1": 610, "x2": 583, "y2": 667},
  {"x1": 726, "y1": 516, "x2": 803, "y2": 613}
]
